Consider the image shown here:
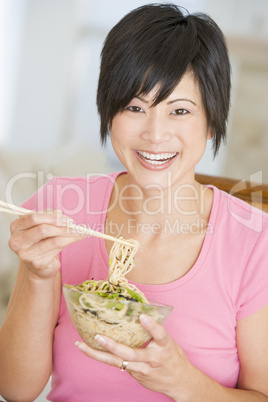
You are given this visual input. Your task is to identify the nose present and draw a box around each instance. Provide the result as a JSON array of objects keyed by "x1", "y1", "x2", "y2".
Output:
[{"x1": 140, "y1": 111, "x2": 172, "y2": 145}]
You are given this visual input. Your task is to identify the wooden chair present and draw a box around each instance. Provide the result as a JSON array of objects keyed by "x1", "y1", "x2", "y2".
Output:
[{"x1": 196, "y1": 173, "x2": 268, "y2": 213}]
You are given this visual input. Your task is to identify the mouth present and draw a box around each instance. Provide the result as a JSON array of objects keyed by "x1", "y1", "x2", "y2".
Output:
[{"x1": 136, "y1": 150, "x2": 177, "y2": 166}]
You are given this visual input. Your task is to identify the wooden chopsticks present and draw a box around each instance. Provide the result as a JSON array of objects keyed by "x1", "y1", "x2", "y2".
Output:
[
  {"x1": 0, "y1": 201, "x2": 32, "y2": 216},
  {"x1": 0, "y1": 200, "x2": 134, "y2": 247}
]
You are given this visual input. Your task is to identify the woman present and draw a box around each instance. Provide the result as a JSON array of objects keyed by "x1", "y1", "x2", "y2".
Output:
[{"x1": 0, "y1": 4, "x2": 268, "y2": 401}]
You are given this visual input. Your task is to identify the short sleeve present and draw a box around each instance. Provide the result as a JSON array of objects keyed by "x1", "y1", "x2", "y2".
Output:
[
  {"x1": 236, "y1": 223, "x2": 268, "y2": 320},
  {"x1": 21, "y1": 176, "x2": 61, "y2": 211}
]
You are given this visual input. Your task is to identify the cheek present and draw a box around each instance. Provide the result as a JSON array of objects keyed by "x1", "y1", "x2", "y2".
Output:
[
  {"x1": 110, "y1": 120, "x2": 138, "y2": 150},
  {"x1": 178, "y1": 124, "x2": 209, "y2": 158},
  {"x1": 110, "y1": 124, "x2": 131, "y2": 162},
  {"x1": 110, "y1": 125, "x2": 125, "y2": 148},
  {"x1": 110, "y1": 132, "x2": 128, "y2": 153},
  {"x1": 110, "y1": 117, "x2": 128, "y2": 143}
]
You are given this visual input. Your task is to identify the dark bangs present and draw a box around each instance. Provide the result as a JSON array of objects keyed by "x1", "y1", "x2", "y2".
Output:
[
  {"x1": 97, "y1": 4, "x2": 199, "y2": 144},
  {"x1": 97, "y1": 3, "x2": 231, "y2": 156}
]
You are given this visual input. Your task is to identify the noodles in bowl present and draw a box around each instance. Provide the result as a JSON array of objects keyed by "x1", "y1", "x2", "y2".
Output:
[
  {"x1": 63, "y1": 237, "x2": 173, "y2": 350},
  {"x1": 63, "y1": 286, "x2": 173, "y2": 350}
]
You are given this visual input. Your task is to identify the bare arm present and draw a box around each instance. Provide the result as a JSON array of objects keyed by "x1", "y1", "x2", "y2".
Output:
[
  {"x1": 236, "y1": 303, "x2": 268, "y2": 396},
  {"x1": 0, "y1": 212, "x2": 82, "y2": 402},
  {"x1": 0, "y1": 264, "x2": 61, "y2": 401}
]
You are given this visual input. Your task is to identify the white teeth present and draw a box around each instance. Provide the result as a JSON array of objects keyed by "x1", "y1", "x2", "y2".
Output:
[
  {"x1": 137, "y1": 150, "x2": 177, "y2": 164},
  {"x1": 144, "y1": 159, "x2": 168, "y2": 165}
]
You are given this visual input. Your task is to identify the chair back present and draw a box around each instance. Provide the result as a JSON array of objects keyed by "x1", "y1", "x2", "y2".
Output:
[{"x1": 196, "y1": 173, "x2": 268, "y2": 213}]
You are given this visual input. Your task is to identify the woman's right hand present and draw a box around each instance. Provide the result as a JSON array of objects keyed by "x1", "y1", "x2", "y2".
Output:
[{"x1": 8, "y1": 210, "x2": 83, "y2": 280}]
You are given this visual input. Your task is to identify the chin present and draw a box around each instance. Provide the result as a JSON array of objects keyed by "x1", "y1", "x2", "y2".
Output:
[{"x1": 129, "y1": 168, "x2": 175, "y2": 191}]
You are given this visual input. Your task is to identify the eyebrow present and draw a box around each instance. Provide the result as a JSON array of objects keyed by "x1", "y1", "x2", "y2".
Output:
[
  {"x1": 135, "y1": 96, "x2": 149, "y2": 103},
  {"x1": 135, "y1": 96, "x2": 197, "y2": 107},
  {"x1": 167, "y1": 98, "x2": 197, "y2": 106}
]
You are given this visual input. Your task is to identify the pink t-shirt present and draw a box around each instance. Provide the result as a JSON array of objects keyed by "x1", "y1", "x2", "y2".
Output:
[{"x1": 22, "y1": 172, "x2": 268, "y2": 401}]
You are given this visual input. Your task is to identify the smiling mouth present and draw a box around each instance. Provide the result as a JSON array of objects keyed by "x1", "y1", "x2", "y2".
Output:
[{"x1": 137, "y1": 150, "x2": 177, "y2": 165}]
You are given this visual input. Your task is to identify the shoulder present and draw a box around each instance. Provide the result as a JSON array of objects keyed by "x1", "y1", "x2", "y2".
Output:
[
  {"x1": 21, "y1": 171, "x2": 125, "y2": 213},
  {"x1": 212, "y1": 186, "x2": 268, "y2": 236},
  {"x1": 209, "y1": 185, "x2": 268, "y2": 283},
  {"x1": 50, "y1": 172, "x2": 122, "y2": 188},
  {"x1": 209, "y1": 187, "x2": 268, "y2": 319}
]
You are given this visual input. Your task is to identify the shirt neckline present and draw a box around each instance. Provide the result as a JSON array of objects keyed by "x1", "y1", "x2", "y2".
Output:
[{"x1": 96, "y1": 171, "x2": 220, "y2": 293}]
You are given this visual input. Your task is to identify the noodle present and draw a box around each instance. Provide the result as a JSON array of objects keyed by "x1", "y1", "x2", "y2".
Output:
[
  {"x1": 63, "y1": 237, "x2": 172, "y2": 350},
  {"x1": 72, "y1": 238, "x2": 148, "y2": 303}
]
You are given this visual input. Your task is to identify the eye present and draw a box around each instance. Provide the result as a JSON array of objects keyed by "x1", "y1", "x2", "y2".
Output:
[
  {"x1": 171, "y1": 109, "x2": 189, "y2": 115},
  {"x1": 125, "y1": 106, "x2": 144, "y2": 113}
]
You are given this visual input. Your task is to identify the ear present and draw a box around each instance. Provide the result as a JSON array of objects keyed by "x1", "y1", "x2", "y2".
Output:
[{"x1": 207, "y1": 127, "x2": 214, "y2": 140}]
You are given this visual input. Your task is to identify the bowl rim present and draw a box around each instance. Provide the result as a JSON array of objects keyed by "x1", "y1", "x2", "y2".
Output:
[{"x1": 63, "y1": 283, "x2": 174, "y2": 311}]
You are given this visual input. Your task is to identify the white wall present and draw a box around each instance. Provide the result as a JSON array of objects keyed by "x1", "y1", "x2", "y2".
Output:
[
  {"x1": 2, "y1": 0, "x2": 268, "y2": 174},
  {"x1": 4, "y1": 0, "x2": 78, "y2": 150},
  {"x1": 0, "y1": 0, "x2": 27, "y2": 145}
]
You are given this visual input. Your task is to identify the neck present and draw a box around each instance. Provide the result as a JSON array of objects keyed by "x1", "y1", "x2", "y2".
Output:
[{"x1": 115, "y1": 172, "x2": 212, "y2": 225}]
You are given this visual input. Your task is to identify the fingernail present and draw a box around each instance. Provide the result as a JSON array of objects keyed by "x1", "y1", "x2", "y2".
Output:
[
  {"x1": 75, "y1": 341, "x2": 86, "y2": 352},
  {"x1": 140, "y1": 314, "x2": 151, "y2": 327},
  {"x1": 95, "y1": 334, "x2": 106, "y2": 346}
]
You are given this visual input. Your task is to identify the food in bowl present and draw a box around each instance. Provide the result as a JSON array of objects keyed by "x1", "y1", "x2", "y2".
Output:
[
  {"x1": 63, "y1": 237, "x2": 173, "y2": 350},
  {"x1": 63, "y1": 284, "x2": 173, "y2": 350}
]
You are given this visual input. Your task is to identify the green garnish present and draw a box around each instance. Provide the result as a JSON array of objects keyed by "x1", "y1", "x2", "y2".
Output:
[
  {"x1": 126, "y1": 288, "x2": 144, "y2": 303},
  {"x1": 96, "y1": 292, "x2": 120, "y2": 299}
]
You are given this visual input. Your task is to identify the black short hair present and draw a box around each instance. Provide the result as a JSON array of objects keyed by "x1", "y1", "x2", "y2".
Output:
[{"x1": 97, "y1": 3, "x2": 231, "y2": 156}]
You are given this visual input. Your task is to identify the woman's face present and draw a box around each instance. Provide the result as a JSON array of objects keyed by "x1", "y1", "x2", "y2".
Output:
[{"x1": 110, "y1": 70, "x2": 213, "y2": 190}]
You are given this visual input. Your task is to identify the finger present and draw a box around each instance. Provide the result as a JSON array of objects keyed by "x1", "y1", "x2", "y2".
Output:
[
  {"x1": 43, "y1": 210, "x2": 75, "y2": 228},
  {"x1": 139, "y1": 314, "x2": 169, "y2": 346},
  {"x1": 93, "y1": 333, "x2": 165, "y2": 370},
  {"x1": 94, "y1": 334, "x2": 144, "y2": 362},
  {"x1": 75, "y1": 340, "x2": 149, "y2": 375},
  {"x1": 94, "y1": 332, "x2": 167, "y2": 371},
  {"x1": 25, "y1": 253, "x2": 62, "y2": 277},
  {"x1": 9, "y1": 223, "x2": 82, "y2": 253},
  {"x1": 17, "y1": 233, "x2": 82, "y2": 263},
  {"x1": 10, "y1": 210, "x2": 73, "y2": 234},
  {"x1": 17, "y1": 234, "x2": 83, "y2": 277},
  {"x1": 75, "y1": 341, "x2": 124, "y2": 369}
]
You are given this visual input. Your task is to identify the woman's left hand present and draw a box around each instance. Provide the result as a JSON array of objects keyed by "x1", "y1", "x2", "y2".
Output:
[{"x1": 75, "y1": 314, "x2": 193, "y2": 399}]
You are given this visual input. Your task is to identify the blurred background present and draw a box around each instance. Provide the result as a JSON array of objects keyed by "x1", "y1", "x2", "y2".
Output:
[{"x1": 0, "y1": 0, "x2": 267, "y2": 399}]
